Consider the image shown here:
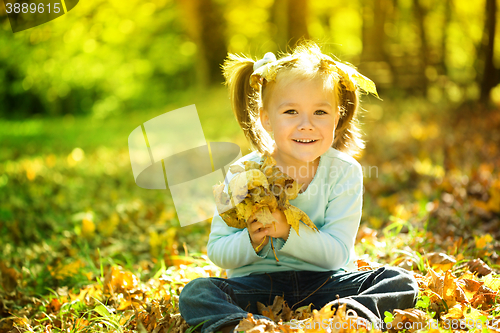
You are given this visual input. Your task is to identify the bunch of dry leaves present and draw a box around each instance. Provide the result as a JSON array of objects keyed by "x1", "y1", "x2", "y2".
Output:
[{"x1": 213, "y1": 153, "x2": 318, "y2": 252}]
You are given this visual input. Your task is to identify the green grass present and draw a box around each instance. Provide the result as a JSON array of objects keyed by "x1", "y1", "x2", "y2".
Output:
[{"x1": 0, "y1": 86, "x2": 245, "y2": 296}]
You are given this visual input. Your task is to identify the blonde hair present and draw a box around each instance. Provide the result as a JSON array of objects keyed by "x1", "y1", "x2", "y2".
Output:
[{"x1": 222, "y1": 41, "x2": 377, "y2": 157}]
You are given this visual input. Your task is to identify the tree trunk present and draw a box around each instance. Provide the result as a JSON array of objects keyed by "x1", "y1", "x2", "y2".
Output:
[
  {"x1": 413, "y1": 0, "x2": 429, "y2": 94},
  {"x1": 360, "y1": 0, "x2": 396, "y2": 90},
  {"x1": 271, "y1": 0, "x2": 308, "y2": 52},
  {"x1": 287, "y1": 0, "x2": 309, "y2": 47},
  {"x1": 176, "y1": 0, "x2": 227, "y2": 86},
  {"x1": 361, "y1": 0, "x2": 388, "y2": 62},
  {"x1": 270, "y1": 0, "x2": 288, "y2": 52},
  {"x1": 439, "y1": 0, "x2": 452, "y2": 76},
  {"x1": 479, "y1": 0, "x2": 497, "y2": 103}
]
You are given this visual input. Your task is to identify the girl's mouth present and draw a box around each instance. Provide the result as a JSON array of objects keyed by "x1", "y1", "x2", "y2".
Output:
[{"x1": 293, "y1": 139, "x2": 317, "y2": 144}]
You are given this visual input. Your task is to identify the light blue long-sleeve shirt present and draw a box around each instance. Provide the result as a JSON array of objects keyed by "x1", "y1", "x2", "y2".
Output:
[{"x1": 207, "y1": 147, "x2": 363, "y2": 278}]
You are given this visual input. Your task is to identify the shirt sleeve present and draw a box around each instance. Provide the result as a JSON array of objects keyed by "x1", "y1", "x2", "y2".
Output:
[
  {"x1": 207, "y1": 212, "x2": 271, "y2": 269},
  {"x1": 277, "y1": 163, "x2": 363, "y2": 270}
]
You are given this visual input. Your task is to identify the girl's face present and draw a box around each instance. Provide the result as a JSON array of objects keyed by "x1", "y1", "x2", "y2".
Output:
[{"x1": 260, "y1": 76, "x2": 338, "y2": 167}]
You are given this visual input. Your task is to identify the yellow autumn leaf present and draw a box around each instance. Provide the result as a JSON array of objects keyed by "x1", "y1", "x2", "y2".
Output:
[
  {"x1": 474, "y1": 234, "x2": 493, "y2": 250},
  {"x1": 104, "y1": 266, "x2": 140, "y2": 294},
  {"x1": 459, "y1": 278, "x2": 482, "y2": 300},
  {"x1": 391, "y1": 308, "x2": 429, "y2": 333},
  {"x1": 283, "y1": 204, "x2": 318, "y2": 236},
  {"x1": 49, "y1": 260, "x2": 85, "y2": 280},
  {"x1": 425, "y1": 252, "x2": 456, "y2": 272},
  {"x1": 149, "y1": 230, "x2": 161, "y2": 258},
  {"x1": 483, "y1": 274, "x2": 500, "y2": 291},
  {"x1": 441, "y1": 304, "x2": 464, "y2": 320},
  {"x1": 253, "y1": 206, "x2": 277, "y2": 227},
  {"x1": 442, "y1": 270, "x2": 457, "y2": 303},
  {"x1": 82, "y1": 217, "x2": 96, "y2": 238},
  {"x1": 244, "y1": 160, "x2": 261, "y2": 171},
  {"x1": 213, "y1": 182, "x2": 233, "y2": 214},
  {"x1": 326, "y1": 60, "x2": 380, "y2": 99},
  {"x1": 220, "y1": 207, "x2": 246, "y2": 229},
  {"x1": 463, "y1": 306, "x2": 486, "y2": 324},
  {"x1": 229, "y1": 164, "x2": 245, "y2": 174},
  {"x1": 231, "y1": 169, "x2": 268, "y2": 195},
  {"x1": 235, "y1": 197, "x2": 255, "y2": 222}
]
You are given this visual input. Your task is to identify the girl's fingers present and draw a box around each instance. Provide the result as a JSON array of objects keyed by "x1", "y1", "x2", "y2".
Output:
[
  {"x1": 250, "y1": 226, "x2": 269, "y2": 244},
  {"x1": 254, "y1": 227, "x2": 269, "y2": 237},
  {"x1": 248, "y1": 218, "x2": 273, "y2": 230},
  {"x1": 252, "y1": 232, "x2": 269, "y2": 250},
  {"x1": 247, "y1": 218, "x2": 273, "y2": 247},
  {"x1": 248, "y1": 220, "x2": 264, "y2": 233}
]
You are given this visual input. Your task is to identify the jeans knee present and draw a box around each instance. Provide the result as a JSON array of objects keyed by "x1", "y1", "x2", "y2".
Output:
[
  {"x1": 374, "y1": 266, "x2": 419, "y2": 295},
  {"x1": 377, "y1": 267, "x2": 419, "y2": 295},
  {"x1": 179, "y1": 277, "x2": 211, "y2": 305}
]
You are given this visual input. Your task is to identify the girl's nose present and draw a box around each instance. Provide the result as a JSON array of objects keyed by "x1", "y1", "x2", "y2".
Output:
[{"x1": 298, "y1": 115, "x2": 314, "y2": 131}]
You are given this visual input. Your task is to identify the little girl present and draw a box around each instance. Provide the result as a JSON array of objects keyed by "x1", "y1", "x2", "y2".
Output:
[{"x1": 179, "y1": 41, "x2": 418, "y2": 333}]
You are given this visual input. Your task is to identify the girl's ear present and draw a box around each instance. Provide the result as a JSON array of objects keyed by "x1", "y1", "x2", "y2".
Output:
[{"x1": 259, "y1": 107, "x2": 272, "y2": 132}]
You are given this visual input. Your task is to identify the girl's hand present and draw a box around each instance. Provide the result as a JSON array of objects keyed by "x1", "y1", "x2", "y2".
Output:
[
  {"x1": 266, "y1": 209, "x2": 291, "y2": 241},
  {"x1": 247, "y1": 217, "x2": 270, "y2": 252},
  {"x1": 247, "y1": 209, "x2": 291, "y2": 253}
]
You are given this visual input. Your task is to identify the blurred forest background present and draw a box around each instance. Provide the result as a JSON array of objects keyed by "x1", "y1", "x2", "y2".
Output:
[
  {"x1": 1, "y1": 0, "x2": 500, "y2": 332},
  {"x1": 0, "y1": 0, "x2": 499, "y2": 120}
]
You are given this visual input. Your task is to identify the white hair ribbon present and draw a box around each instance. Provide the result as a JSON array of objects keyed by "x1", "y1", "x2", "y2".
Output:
[{"x1": 253, "y1": 52, "x2": 277, "y2": 71}]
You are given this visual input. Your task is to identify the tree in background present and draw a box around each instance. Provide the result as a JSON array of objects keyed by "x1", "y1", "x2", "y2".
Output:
[
  {"x1": 479, "y1": 0, "x2": 498, "y2": 103},
  {"x1": 176, "y1": 0, "x2": 227, "y2": 87},
  {"x1": 270, "y1": 0, "x2": 309, "y2": 52},
  {"x1": 412, "y1": 0, "x2": 430, "y2": 94},
  {"x1": 359, "y1": 0, "x2": 393, "y2": 91}
]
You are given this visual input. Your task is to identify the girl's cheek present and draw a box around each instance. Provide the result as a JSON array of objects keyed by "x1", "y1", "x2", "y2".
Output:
[
  {"x1": 318, "y1": 119, "x2": 336, "y2": 129},
  {"x1": 282, "y1": 118, "x2": 298, "y2": 128}
]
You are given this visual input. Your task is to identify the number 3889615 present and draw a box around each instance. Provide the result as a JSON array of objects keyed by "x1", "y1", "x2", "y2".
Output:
[{"x1": 5, "y1": 2, "x2": 61, "y2": 14}]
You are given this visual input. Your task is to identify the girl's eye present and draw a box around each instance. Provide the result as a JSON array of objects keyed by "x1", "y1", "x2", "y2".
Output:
[{"x1": 283, "y1": 109, "x2": 328, "y2": 115}]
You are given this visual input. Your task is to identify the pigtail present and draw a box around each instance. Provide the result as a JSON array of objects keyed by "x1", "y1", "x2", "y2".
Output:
[
  {"x1": 333, "y1": 82, "x2": 365, "y2": 156},
  {"x1": 222, "y1": 54, "x2": 272, "y2": 154}
]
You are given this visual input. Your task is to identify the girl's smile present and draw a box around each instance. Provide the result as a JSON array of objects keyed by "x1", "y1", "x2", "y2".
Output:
[{"x1": 260, "y1": 76, "x2": 338, "y2": 170}]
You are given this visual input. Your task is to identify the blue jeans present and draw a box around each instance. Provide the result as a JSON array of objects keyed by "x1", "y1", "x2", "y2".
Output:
[{"x1": 179, "y1": 267, "x2": 418, "y2": 333}]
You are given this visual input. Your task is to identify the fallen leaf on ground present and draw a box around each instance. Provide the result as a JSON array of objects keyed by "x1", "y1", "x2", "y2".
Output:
[
  {"x1": 467, "y1": 259, "x2": 493, "y2": 277},
  {"x1": 257, "y1": 296, "x2": 292, "y2": 322},
  {"x1": 389, "y1": 308, "x2": 429, "y2": 333},
  {"x1": 235, "y1": 313, "x2": 282, "y2": 333},
  {"x1": 425, "y1": 252, "x2": 456, "y2": 271}
]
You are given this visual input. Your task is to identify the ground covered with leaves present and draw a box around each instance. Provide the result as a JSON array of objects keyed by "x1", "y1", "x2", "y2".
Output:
[{"x1": 1, "y1": 95, "x2": 499, "y2": 332}]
